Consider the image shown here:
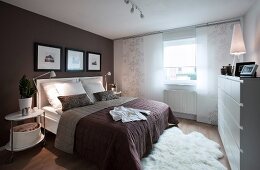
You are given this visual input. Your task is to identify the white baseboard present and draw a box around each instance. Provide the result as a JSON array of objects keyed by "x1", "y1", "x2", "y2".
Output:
[{"x1": 174, "y1": 112, "x2": 197, "y2": 120}]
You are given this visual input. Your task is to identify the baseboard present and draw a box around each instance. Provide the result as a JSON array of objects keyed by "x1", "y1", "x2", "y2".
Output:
[{"x1": 174, "y1": 112, "x2": 197, "y2": 120}]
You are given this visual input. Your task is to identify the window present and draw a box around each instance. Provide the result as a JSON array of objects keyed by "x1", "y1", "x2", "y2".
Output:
[{"x1": 163, "y1": 38, "x2": 196, "y2": 84}]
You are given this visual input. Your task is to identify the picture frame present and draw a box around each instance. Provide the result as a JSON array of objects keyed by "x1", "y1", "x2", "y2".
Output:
[
  {"x1": 235, "y1": 62, "x2": 255, "y2": 77},
  {"x1": 65, "y1": 48, "x2": 85, "y2": 72},
  {"x1": 34, "y1": 43, "x2": 62, "y2": 71},
  {"x1": 87, "y1": 52, "x2": 101, "y2": 71},
  {"x1": 240, "y1": 64, "x2": 258, "y2": 77}
]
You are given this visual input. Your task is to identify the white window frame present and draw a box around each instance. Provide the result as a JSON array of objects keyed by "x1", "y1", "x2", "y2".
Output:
[{"x1": 163, "y1": 38, "x2": 197, "y2": 85}]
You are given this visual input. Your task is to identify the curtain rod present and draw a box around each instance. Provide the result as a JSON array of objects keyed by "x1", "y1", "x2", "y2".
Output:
[{"x1": 114, "y1": 18, "x2": 241, "y2": 40}]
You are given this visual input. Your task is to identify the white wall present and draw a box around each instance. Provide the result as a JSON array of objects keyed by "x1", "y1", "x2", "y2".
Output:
[{"x1": 243, "y1": 0, "x2": 260, "y2": 75}]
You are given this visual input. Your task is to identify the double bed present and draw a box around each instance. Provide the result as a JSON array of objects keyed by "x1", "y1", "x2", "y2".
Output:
[{"x1": 37, "y1": 76, "x2": 178, "y2": 170}]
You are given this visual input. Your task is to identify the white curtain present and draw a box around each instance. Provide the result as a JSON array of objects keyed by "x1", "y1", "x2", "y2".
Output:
[
  {"x1": 114, "y1": 34, "x2": 164, "y2": 102},
  {"x1": 196, "y1": 22, "x2": 238, "y2": 124}
]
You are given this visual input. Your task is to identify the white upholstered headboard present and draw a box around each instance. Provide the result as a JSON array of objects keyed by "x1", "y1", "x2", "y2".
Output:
[{"x1": 36, "y1": 76, "x2": 103, "y2": 109}]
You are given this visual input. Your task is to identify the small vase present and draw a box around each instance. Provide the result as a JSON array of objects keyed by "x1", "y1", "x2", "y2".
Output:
[
  {"x1": 19, "y1": 97, "x2": 32, "y2": 116},
  {"x1": 221, "y1": 66, "x2": 227, "y2": 75}
]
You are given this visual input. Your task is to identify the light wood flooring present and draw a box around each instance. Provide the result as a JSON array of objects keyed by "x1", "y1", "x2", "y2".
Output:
[{"x1": 0, "y1": 118, "x2": 230, "y2": 170}]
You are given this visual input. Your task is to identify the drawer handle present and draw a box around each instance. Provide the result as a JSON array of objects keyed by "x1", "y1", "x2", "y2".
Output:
[
  {"x1": 239, "y1": 126, "x2": 243, "y2": 130},
  {"x1": 240, "y1": 103, "x2": 244, "y2": 107},
  {"x1": 240, "y1": 149, "x2": 243, "y2": 153}
]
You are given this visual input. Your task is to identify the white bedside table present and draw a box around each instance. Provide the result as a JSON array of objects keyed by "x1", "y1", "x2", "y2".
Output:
[{"x1": 5, "y1": 109, "x2": 45, "y2": 163}]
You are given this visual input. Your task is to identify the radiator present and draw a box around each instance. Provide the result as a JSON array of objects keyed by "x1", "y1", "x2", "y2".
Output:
[{"x1": 164, "y1": 90, "x2": 197, "y2": 115}]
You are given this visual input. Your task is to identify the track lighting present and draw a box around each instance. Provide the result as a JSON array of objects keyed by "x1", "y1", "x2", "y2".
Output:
[
  {"x1": 140, "y1": 13, "x2": 144, "y2": 18},
  {"x1": 123, "y1": 0, "x2": 144, "y2": 19},
  {"x1": 130, "y1": 5, "x2": 134, "y2": 13}
]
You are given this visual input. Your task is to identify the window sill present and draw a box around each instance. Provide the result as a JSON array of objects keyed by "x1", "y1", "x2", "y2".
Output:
[{"x1": 164, "y1": 81, "x2": 197, "y2": 86}]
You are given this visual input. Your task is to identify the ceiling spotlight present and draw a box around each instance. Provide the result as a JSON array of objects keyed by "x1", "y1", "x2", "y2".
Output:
[
  {"x1": 130, "y1": 5, "x2": 134, "y2": 13},
  {"x1": 123, "y1": 0, "x2": 144, "y2": 19},
  {"x1": 140, "y1": 13, "x2": 144, "y2": 19}
]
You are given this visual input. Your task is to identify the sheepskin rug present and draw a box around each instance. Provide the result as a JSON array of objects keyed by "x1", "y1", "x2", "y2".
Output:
[{"x1": 141, "y1": 127, "x2": 226, "y2": 170}]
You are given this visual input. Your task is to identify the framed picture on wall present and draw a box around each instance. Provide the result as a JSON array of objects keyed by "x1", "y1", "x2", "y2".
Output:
[
  {"x1": 65, "y1": 48, "x2": 85, "y2": 72},
  {"x1": 34, "y1": 43, "x2": 62, "y2": 71},
  {"x1": 87, "y1": 52, "x2": 101, "y2": 71}
]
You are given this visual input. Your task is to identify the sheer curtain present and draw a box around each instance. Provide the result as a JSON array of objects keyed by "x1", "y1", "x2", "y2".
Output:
[
  {"x1": 196, "y1": 22, "x2": 238, "y2": 124},
  {"x1": 114, "y1": 33, "x2": 164, "y2": 102}
]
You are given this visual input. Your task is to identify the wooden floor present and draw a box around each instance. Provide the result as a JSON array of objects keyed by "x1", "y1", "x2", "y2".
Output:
[{"x1": 0, "y1": 118, "x2": 230, "y2": 170}]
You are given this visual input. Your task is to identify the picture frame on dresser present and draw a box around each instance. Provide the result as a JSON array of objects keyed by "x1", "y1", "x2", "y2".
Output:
[
  {"x1": 235, "y1": 62, "x2": 255, "y2": 77},
  {"x1": 87, "y1": 52, "x2": 101, "y2": 72},
  {"x1": 34, "y1": 43, "x2": 62, "y2": 71},
  {"x1": 65, "y1": 48, "x2": 85, "y2": 72},
  {"x1": 240, "y1": 64, "x2": 258, "y2": 77}
]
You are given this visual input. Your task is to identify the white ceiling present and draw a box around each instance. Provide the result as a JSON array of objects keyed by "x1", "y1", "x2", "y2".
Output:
[{"x1": 1, "y1": 0, "x2": 256, "y2": 39}]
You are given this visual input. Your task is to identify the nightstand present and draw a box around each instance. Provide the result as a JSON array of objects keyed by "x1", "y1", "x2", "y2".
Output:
[
  {"x1": 5, "y1": 109, "x2": 45, "y2": 163},
  {"x1": 113, "y1": 91, "x2": 122, "y2": 97}
]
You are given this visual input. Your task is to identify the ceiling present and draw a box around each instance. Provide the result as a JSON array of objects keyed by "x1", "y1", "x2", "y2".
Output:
[{"x1": 1, "y1": 0, "x2": 256, "y2": 39}]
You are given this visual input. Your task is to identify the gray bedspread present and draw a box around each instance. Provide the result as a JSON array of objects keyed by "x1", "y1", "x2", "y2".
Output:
[{"x1": 54, "y1": 97, "x2": 136, "y2": 153}]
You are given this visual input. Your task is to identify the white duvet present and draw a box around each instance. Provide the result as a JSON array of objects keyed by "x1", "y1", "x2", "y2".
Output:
[{"x1": 109, "y1": 106, "x2": 151, "y2": 123}]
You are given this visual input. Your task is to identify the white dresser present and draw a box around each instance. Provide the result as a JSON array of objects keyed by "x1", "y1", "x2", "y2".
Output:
[{"x1": 218, "y1": 75, "x2": 260, "y2": 170}]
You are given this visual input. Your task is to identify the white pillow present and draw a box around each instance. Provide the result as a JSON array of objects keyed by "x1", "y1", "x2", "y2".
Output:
[
  {"x1": 42, "y1": 82, "x2": 63, "y2": 109},
  {"x1": 81, "y1": 81, "x2": 105, "y2": 102},
  {"x1": 55, "y1": 82, "x2": 86, "y2": 96}
]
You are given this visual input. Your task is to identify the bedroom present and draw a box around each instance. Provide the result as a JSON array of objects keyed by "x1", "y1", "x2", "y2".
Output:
[{"x1": 0, "y1": 0, "x2": 260, "y2": 170}]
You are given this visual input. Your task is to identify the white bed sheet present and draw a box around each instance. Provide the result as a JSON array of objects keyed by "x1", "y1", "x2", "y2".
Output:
[{"x1": 42, "y1": 106, "x2": 61, "y2": 121}]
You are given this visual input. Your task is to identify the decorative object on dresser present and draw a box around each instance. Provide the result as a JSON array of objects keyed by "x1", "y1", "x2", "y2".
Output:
[
  {"x1": 221, "y1": 66, "x2": 227, "y2": 75},
  {"x1": 230, "y1": 23, "x2": 246, "y2": 75},
  {"x1": 226, "y1": 64, "x2": 233, "y2": 76},
  {"x1": 235, "y1": 62, "x2": 255, "y2": 77},
  {"x1": 65, "y1": 48, "x2": 85, "y2": 72},
  {"x1": 18, "y1": 75, "x2": 36, "y2": 116},
  {"x1": 104, "y1": 71, "x2": 111, "y2": 91},
  {"x1": 240, "y1": 64, "x2": 258, "y2": 77},
  {"x1": 87, "y1": 52, "x2": 101, "y2": 71},
  {"x1": 34, "y1": 43, "x2": 62, "y2": 71},
  {"x1": 218, "y1": 75, "x2": 260, "y2": 170},
  {"x1": 5, "y1": 109, "x2": 46, "y2": 163}
]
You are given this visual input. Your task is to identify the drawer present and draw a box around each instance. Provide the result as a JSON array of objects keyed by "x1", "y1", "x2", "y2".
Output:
[
  {"x1": 223, "y1": 78, "x2": 231, "y2": 94},
  {"x1": 218, "y1": 77, "x2": 225, "y2": 89},
  {"x1": 223, "y1": 105, "x2": 240, "y2": 147},
  {"x1": 230, "y1": 80, "x2": 240, "y2": 103},
  {"x1": 222, "y1": 120, "x2": 240, "y2": 170},
  {"x1": 226, "y1": 95, "x2": 241, "y2": 128}
]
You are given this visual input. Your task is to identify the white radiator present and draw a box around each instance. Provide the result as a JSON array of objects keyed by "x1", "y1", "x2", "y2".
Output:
[{"x1": 164, "y1": 90, "x2": 197, "y2": 115}]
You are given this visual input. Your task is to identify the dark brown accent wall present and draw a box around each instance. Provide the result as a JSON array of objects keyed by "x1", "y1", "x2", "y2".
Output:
[{"x1": 0, "y1": 2, "x2": 114, "y2": 146}]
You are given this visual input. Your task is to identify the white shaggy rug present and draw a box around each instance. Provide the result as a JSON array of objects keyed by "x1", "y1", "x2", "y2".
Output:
[{"x1": 141, "y1": 127, "x2": 227, "y2": 170}]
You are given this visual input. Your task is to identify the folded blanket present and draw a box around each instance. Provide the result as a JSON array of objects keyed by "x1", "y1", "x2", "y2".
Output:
[{"x1": 109, "y1": 106, "x2": 151, "y2": 123}]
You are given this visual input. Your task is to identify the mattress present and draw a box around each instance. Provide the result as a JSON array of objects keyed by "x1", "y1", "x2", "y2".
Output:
[{"x1": 42, "y1": 106, "x2": 61, "y2": 121}]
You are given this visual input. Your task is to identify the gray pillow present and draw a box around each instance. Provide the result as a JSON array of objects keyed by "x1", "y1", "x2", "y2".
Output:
[
  {"x1": 93, "y1": 91, "x2": 119, "y2": 101},
  {"x1": 80, "y1": 81, "x2": 105, "y2": 102},
  {"x1": 58, "y1": 94, "x2": 93, "y2": 111}
]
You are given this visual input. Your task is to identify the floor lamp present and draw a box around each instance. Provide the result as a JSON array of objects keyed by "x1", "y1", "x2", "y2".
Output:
[{"x1": 230, "y1": 23, "x2": 246, "y2": 75}]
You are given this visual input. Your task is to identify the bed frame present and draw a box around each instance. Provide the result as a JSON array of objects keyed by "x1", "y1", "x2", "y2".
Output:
[{"x1": 37, "y1": 76, "x2": 103, "y2": 134}]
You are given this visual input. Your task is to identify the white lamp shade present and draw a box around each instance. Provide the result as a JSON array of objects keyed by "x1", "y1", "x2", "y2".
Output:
[
  {"x1": 50, "y1": 71, "x2": 56, "y2": 78},
  {"x1": 230, "y1": 23, "x2": 246, "y2": 55}
]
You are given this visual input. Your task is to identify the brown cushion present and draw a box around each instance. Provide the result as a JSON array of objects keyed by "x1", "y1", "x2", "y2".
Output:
[
  {"x1": 58, "y1": 94, "x2": 93, "y2": 111},
  {"x1": 93, "y1": 91, "x2": 119, "y2": 101}
]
